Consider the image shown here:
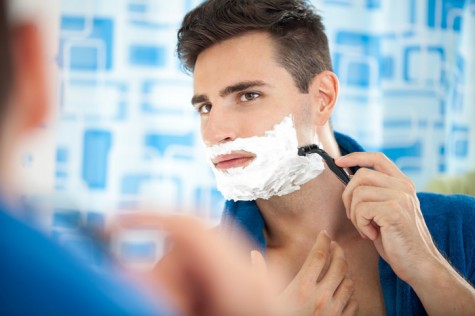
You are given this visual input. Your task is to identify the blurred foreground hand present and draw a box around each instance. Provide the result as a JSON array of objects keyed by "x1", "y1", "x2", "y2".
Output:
[{"x1": 117, "y1": 213, "x2": 278, "y2": 316}]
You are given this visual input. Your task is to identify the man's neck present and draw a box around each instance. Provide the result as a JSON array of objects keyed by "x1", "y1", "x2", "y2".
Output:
[{"x1": 256, "y1": 168, "x2": 357, "y2": 249}]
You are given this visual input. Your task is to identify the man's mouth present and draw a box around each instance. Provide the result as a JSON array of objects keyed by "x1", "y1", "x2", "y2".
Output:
[{"x1": 212, "y1": 152, "x2": 255, "y2": 170}]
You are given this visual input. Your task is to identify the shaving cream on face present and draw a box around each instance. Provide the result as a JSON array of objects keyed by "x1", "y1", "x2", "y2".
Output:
[{"x1": 205, "y1": 115, "x2": 325, "y2": 201}]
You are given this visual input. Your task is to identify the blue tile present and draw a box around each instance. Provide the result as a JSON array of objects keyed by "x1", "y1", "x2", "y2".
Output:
[
  {"x1": 121, "y1": 174, "x2": 151, "y2": 194},
  {"x1": 380, "y1": 56, "x2": 394, "y2": 79},
  {"x1": 403, "y1": 46, "x2": 445, "y2": 83},
  {"x1": 70, "y1": 46, "x2": 99, "y2": 70},
  {"x1": 82, "y1": 130, "x2": 112, "y2": 189},
  {"x1": 60, "y1": 16, "x2": 114, "y2": 70},
  {"x1": 128, "y1": 3, "x2": 148, "y2": 13},
  {"x1": 56, "y1": 147, "x2": 69, "y2": 163},
  {"x1": 120, "y1": 241, "x2": 157, "y2": 261},
  {"x1": 335, "y1": 32, "x2": 381, "y2": 56},
  {"x1": 347, "y1": 62, "x2": 371, "y2": 87},
  {"x1": 129, "y1": 45, "x2": 166, "y2": 67},
  {"x1": 450, "y1": 125, "x2": 469, "y2": 157},
  {"x1": 366, "y1": 0, "x2": 381, "y2": 9},
  {"x1": 53, "y1": 210, "x2": 81, "y2": 228},
  {"x1": 323, "y1": 0, "x2": 351, "y2": 5},
  {"x1": 383, "y1": 142, "x2": 423, "y2": 172},
  {"x1": 145, "y1": 132, "x2": 194, "y2": 155},
  {"x1": 427, "y1": 0, "x2": 465, "y2": 31}
]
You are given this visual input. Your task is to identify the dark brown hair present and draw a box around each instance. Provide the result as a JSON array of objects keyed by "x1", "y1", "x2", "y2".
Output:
[
  {"x1": 0, "y1": 0, "x2": 12, "y2": 109},
  {"x1": 177, "y1": 0, "x2": 332, "y2": 93}
]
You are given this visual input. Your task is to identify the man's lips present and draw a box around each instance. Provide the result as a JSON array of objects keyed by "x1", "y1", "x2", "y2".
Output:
[{"x1": 212, "y1": 153, "x2": 255, "y2": 170}]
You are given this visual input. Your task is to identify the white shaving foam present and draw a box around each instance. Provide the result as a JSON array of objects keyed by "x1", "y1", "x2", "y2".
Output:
[{"x1": 205, "y1": 115, "x2": 325, "y2": 201}]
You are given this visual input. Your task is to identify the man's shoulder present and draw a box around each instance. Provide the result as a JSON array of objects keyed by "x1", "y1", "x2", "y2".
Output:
[{"x1": 417, "y1": 192, "x2": 475, "y2": 270}]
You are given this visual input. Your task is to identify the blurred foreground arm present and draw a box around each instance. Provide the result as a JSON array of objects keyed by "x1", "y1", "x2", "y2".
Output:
[{"x1": 120, "y1": 214, "x2": 277, "y2": 316}]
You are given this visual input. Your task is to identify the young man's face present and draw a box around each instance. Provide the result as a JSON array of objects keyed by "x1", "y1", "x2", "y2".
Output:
[{"x1": 193, "y1": 31, "x2": 318, "y2": 170}]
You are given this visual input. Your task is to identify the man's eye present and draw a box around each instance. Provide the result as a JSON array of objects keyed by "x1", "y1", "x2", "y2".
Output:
[
  {"x1": 198, "y1": 103, "x2": 212, "y2": 114},
  {"x1": 239, "y1": 92, "x2": 260, "y2": 102}
]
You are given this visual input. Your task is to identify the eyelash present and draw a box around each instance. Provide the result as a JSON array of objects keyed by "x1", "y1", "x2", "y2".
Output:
[
  {"x1": 197, "y1": 103, "x2": 212, "y2": 114},
  {"x1": 196, "y1": 91, "x2": 261, "y2": 115},
  {"x1": 239, "y1": 91, "x2": 260, "y2": 102}
]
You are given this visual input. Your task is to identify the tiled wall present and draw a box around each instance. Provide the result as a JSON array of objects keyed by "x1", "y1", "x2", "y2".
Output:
[{"x1": 43, "y1": 0, "x2": 474, "y2": 264}]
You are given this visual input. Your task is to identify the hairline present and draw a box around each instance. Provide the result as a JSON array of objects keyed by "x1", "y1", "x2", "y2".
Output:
[{"x1": 192, "y1": 29, "x2": 315, "y2": 94}]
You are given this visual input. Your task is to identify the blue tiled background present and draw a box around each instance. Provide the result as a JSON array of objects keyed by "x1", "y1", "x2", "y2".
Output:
[{"x1": 50, "y1": 0, "x2": 474, "y2": 263}]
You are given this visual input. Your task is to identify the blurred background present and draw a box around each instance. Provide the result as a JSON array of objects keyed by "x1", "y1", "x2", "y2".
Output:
[{"x1": 17, "y1": 0, "x2": 475, "y2": 267}]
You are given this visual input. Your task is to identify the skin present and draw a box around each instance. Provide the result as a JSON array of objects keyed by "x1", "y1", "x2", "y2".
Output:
[
  {"x1": 0, "y1": 23, "x2": 49, "y2": 200},
  {"x1": 193, "y1": 31, "x2": 475, "y2": 315}
]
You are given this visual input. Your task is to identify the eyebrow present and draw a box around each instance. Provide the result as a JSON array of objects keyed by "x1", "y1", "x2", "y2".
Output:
[{"x1": 191, "y1": 80, "x2": 268, "y2": 106}]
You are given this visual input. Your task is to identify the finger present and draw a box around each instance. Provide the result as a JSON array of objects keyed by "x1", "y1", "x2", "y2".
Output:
[
  {"x1": 342, "y1": 167, "x2": 415, "y2": 215},
  {"x1": 348, "y1": 186, "x2": 409, "y2": 235},
  {"x1": 332, "y1": 277, "x2": 355, "y2": 314},
  {"x1": 153, "y1": 250, "x2": 197, "y2": 315},
  {"x1": 341, "y1": 298, "x2": 359, "y2": 316},
  {"x1": 133, "y1": 215, "x2": 251, "y2": 287},
  {"x1": 251, "y1": 250, "x2": 267, "y2": 276},
  {"x1": 155, "y1": 216, "x2": 275, "y2": 315},
  {"x1": 295, "y1": 230, "x2": 331, "y2": 286},
  {"x1": 352, "y1": 200, "x2": 407, "y2": 241},
  {"x1": 318, "y1": 243, "x2": 347, "y2": 294},
  {"x1": 335, "y1": 152, "x2": 406, "y2": 179}
]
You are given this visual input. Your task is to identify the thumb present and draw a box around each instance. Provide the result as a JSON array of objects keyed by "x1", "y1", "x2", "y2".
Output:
[{"x1": 251, "y1": 250, "x2": 267, "y2": 276}]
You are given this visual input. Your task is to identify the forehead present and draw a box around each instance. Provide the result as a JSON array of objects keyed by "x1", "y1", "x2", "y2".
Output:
[{"x1": 193, "y1": 31, "x2": 289, "y2": 92}]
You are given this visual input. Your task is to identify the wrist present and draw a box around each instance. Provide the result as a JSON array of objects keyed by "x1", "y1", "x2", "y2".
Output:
[
  {"x1": 404, "y1": 254, "x2": 448, "y2": 289},
  {"x1": 404, "y1": 253, "x2": 475, "y2": 315},
  {"x1": 407, "y1": 254, "x2": 454, "y2": 297}
]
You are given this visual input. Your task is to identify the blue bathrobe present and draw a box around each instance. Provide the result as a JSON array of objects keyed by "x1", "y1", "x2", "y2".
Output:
[
  {"x1": 221, "y1": 132, "x2": 475, "y2": 316},
  {"x1": 0, "y1": 199, "x2": 174, "y2": 315}
]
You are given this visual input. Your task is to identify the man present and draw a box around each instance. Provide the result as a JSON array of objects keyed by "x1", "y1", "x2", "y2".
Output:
[
  {"x1": 176, "y1": 0, "x2": 475, "y2": 314},
  {"x1": 0, "y1": 0, "x2": 283, "y2": 315}
]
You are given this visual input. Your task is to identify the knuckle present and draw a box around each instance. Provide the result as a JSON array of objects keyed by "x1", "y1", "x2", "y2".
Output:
[
  {"x1": 314, "y1": 293, "x2": 331, "y2": 311},
  {"x1": 347, "y1": 298, "x2": 359, "y2": 315},
  {"x1": 312, "y1": 249, "x2": 328, "y2": 262},
  {"x1": 355, "y1": 167, "x2": 369, "y2": 178},
  {"x1": 351, "y1": 188, "x2": 367, "y2": 206},
  {"x1": 343, "y1": 278, "x2": 355, "y2": 293},
  {"x1": 295, "y1": 286, "x2": 311, "y2": 304},
  {"x1": 402, "y1": 177, "x2": 416, "y2": 192},
  {"x1": 341, "y1": 188, "x2": 350, "y2": 202},
  {"x1": 334, "y1": 257, "x2": 348, "y2": 275},
  {"x1": 387, "y1": 199, "x2": 400, "y2": 210},
  {"x1": 386, "y1": 200, "x2": 405, "y2": 222},
  {"x1": 375, "y1": 152, "x2": 387, "y2": 161},
  {"x1": 353, "y1": 185, "x2": 365, "y2": 197}
]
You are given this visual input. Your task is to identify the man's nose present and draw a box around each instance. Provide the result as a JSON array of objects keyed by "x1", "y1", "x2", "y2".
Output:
[{"x1": 202, "y1": 107, "x2": 239, "y2": 147}]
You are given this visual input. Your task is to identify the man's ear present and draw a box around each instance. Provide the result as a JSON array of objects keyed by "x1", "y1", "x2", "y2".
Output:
[
  {"x1": 9, "y1": 22, "x2": 49, "y2": 134},
  {"x1": 308, "y1": 70, "x2": 339, "y2": 126}
]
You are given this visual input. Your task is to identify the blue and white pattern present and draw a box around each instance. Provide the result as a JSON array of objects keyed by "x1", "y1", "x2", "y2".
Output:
[
  {"x1": 27, "y1": 0, "x2": 473, "y2": 263},
  {"x1": 322, "y1": 0, "x2": 475, "y2": 188}
]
